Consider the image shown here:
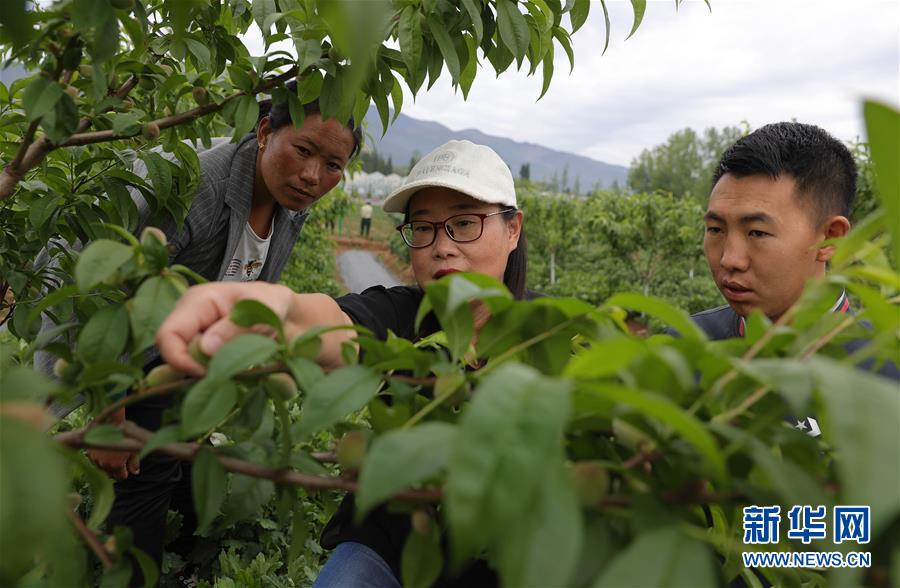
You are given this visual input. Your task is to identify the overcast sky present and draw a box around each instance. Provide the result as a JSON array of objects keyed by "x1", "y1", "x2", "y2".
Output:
[{"x1": 250, "y1": 0, "x2": 899, "y2": 167}]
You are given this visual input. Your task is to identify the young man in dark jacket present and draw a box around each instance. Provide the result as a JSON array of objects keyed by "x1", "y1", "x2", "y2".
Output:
[{"x1": 692, "y1": 122, "x2": 898, "y2": 384}]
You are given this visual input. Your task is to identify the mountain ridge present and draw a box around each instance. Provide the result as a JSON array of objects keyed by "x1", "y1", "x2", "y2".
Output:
[{"x1": 363, "y1": 107, "x2": 629, "y2": 190}]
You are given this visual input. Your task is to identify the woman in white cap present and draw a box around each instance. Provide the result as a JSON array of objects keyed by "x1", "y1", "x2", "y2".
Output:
[{"x1": 155, "y1": 139, "x2": 528, "y2": 586}]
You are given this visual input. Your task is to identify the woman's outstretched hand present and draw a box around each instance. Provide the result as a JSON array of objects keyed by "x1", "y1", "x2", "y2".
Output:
[
  {"x1": 156, "y1": 282, "x2": 354, "y2": 375},
  {"x1": 156, "y1": 282, "x2": 297, "y2": 376}
]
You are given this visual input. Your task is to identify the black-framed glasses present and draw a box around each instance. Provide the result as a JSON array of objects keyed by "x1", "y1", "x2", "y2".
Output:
[{"x1": 396, "y1": 209, "x2": 515, "y2": 248}]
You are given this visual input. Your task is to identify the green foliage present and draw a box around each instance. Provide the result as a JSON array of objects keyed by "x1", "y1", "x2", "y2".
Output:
[
  {"x1": 520, "y1": 189, "x2": 722, "y2": 316},
  {"x1": 628, "y1": 125, "x2": 746, "y2": 202}
]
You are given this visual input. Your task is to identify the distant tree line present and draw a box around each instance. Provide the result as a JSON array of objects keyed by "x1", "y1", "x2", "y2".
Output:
[{"x1": 360, "y1": 148, "x2": 395, "y2": 175}]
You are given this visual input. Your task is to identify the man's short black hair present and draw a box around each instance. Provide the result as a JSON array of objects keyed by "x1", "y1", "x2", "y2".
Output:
[{"x1": 711, "y1": 122, "x2": 857, "y2": 221}]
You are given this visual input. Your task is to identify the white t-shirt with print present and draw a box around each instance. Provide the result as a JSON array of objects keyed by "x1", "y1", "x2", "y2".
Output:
[{"x1": 223, "y1": 219, "x2": 274, "y2": 282}]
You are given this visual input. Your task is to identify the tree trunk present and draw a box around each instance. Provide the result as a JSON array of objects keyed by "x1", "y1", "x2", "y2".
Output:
[{"x1": 549, "y1": 251, "x2": 556, "y2": 285}]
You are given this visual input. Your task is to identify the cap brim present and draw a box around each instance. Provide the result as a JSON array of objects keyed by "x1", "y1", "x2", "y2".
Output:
[{"x1": 382, "y1": 177, "x2": 503, "y2": 214}]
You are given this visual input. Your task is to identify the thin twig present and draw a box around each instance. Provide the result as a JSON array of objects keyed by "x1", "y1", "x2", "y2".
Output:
[
  {"x1": 90, "y1": 361, "x2": 297, "y2": 427},
  {"x1": 798, "y1": 315, "x2": 855, "y2": 359},
  {"x1": 621, "y1": 449, "x2": 662, "y2": 470},
  {"x1": 477, "y1": 316, "x2": 581, "y2": 378},
  {"x1": 66, "y1": 509, "x2": 113, "y2": 569},
  {"x1": 58, "y1": 421, "x2": 444, "y2": 502},
  {"x1": 713, "y1": 313, "x2": 857, "y2": 424},
  {"x1": 61, "y1": 67, "x2": 299, "y2": 148},
  {"x1": 689, "y1": 306, "x2": 799, "y2": 415},
  {"x1": 8, "y1": 120, "x2": 41, "y2": 173}
]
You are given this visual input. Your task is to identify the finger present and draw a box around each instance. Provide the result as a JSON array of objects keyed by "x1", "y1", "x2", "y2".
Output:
[
  {"x1": 127, "y1": 453, "x2": 140, "y2": 475},
  {"x1": 112, "y1": 463, "x2": 129, "y2": 481},
  {"x1": 199, "y1": 316, "x2": 258, "y2": 356},
  {"x1": 156, "y1": 285, "x2": 233, "y2": 376}
]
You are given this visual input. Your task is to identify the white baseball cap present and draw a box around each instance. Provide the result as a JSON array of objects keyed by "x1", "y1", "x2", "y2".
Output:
[{"x1": 382, "y1": 140, "x2": 517, "y2": 213}]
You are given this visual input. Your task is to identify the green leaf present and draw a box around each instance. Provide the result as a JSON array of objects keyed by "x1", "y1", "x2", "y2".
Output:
[
  {"x1": 285, "y1": 356, "x2": 325, "y2": 391},
  {"x1": 427, "y1": 14, "x2": 461, "y2": 84},
  {"x1": 29, "y1": 194, "x2": 61, "y2": 228},
  {"x1": 139, "y1": 152, "x2": 173, "y2": 206},
  {"x1": 597, "y1": 0, "x2": 611, "y2": 55},
  {"x1": 420, "y1": 273, "x2": 511, "y2": 361},
  {"x1": 605, "y1": 292, "x2": 707, "y2": 342},
  {"x1": 129, "y1": 276, "x2": 182, "y2": 352},
  {"x1": 735, "y1": 359, "x2": 813, "y2": 415},
  {"x1": 75, "y1": 239, "x2": 134, "y2": 292},
  {"x1": 398, "y1": 6, "x2": 423, "y2": 77},
  {"x1": 223, "y1": 474, "x2": 274, "y2": 524},
  {"x1": 91, "y1": 13, "x2": 119, "y2": 63},
  {"x1": 229, "y1": 300, "x2": 285, "y2": 342},
  {"x1": 298, "y1": 70, "x2": 324, "y2": 103},
  {"x1": 0, "y1": 418, "x2": 69, "y2": 583},
  {"x1": 587, "y1": 383, "x2": 727, "y2": 481},
  {"x1": 73, "y1": 452, "x2": 115, "y2": 531},
  {"x1": 712, "y1": 423, "x2": 826, "y2": 509},
  {"x1": 496, "y1": 0, "x2": 531, "y2": 64},
  {"x1": 206, "y1": 333, "x2": 280, "y2": 381},
  {"x1": 459, "y1": 35, "x2": 478, "y2": 100},
  {"x1": 77, "y1": 305, "x2": 129, "y2": 363},
  {"x1": 461, "y1": 0, "x2": 484, "y2": 42},
  {"x1": 497, "y1": 458, "x2": 583, "y2": 587},
  {"x1": 139, "y1": 425, "x2": 182, "y2": 459},
  {"x1": 99, "y1": 562, "x2": 131, "y2": 587},
  {"x1": 130, "y1": 548, "x2": 158, "y2": 588},
  {"x1": 111, "y1": 111, "x2": 144, "y2": 136},
  {"x1": 593, "y1": 526, "x2": 717, "y2": 587},
  {"x1": 863, "y1": 100, "x2": 900, "y2": 262},
  {"x1": 356, "y1": 422, "x2": 457, "y2": 516},
  {"x1": 295, "y1": 38, "x2": 322, "y2": 73},
  {"x1": 625, "y1": 0, "x2": 647, "y2": 40},
  {"x1": 569, "y1": 0, "x2": 590, "y2": 34},
  {"x1": 812, "y1": 357, "x2": 900, "y2": 535},
  {"x1": 181, "y1": 378, "x2": 239, "y2": 438},
  {"x1": 446, "y1": 364, "x2": 571, "y2": 564},
  {"x1": 0, "y1": 0, "x2": 33, "y2": 48},
  {"x1": 84, "y1": 424, "x2": 124, "y2": 445},
  {"x1": 251, "y1": 0, "x2": 277, "y2": 31},
  {"x1": 184, "y1": 38, "x2": 211, "y2": 68},
  {"x1": 372, "y1": 88, "x2": 390, "y2": 137},
  {"x1": 0, "y1": 365, "x2": 58, "y2": 403},
  {"x1": 401, "y1": 524, "x2": 443, "y2": 588},
  {"x1": 192, "y1": 447, "x2": 226, "y2": 535},
  {"x1": 23, "y1": 77, "x2": 64, "y2": 122},
  {"x1": 233, "y1": 95, "x2": 260, "y2": 140},
  {"x1": 294, "y1": 365, "x2": 381, "y2": 437},
  {"x1": 390, "y1": 74, "x2": 404, "y2": 122},
  {"x1": 538, "y1": 44, "x2": 554, "y2": 100},
  {"x1": 553, "y1": 26, "x2": 575, "y2": 72},
  {"x1": 228, "y1": 65, "x2": 254, "y2": 94},
  {"x1": 565, "y1": 338, "x2": 646, "y2": 379}
]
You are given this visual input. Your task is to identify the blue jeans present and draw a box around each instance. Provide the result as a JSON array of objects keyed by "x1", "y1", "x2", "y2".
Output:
[{"x1": 313, "y1": 542, "x2": 401, "y2": 588}]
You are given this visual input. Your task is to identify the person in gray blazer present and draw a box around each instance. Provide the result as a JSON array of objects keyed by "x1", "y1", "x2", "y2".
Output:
[{"x1": 83, "y1": 85, "x2": 362, "y2": 584}]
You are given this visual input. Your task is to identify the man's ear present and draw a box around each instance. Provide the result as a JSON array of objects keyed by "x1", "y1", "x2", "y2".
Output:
[
  {"x1": 507, "y1": 210, "x2": 523, "y2": 250},
  {"x1": 816, "y1": 215, "x2": 851, "y2": 263}
]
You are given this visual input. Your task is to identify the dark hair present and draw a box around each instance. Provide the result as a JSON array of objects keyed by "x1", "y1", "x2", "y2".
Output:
[
  {"x1": 257, "y1": 81, "x2": 363, "y2": 158},
  {"x1": 502, "y1": 208, "x2": 528, "y2": 300},
  {"x1": 403, "y1": 204, "x2": 528, "y2": 300},
  {"x1": 711, "y1": 122, "x2": 857, "y2": 222}
]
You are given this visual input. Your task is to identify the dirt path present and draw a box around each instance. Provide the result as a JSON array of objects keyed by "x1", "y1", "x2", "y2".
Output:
[{"x1": 336, "y1": 249, "x2": 402, "y2": 293}]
